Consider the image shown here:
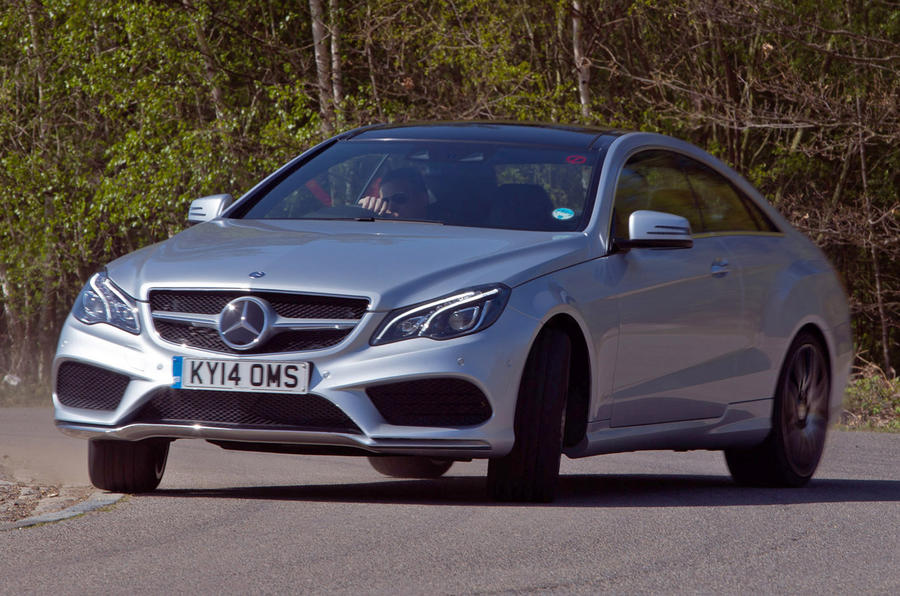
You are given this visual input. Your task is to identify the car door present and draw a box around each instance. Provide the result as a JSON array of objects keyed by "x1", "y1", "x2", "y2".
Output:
[
  {"x1": 682, "y1": 157, "x2": 790, "y2": 403},
  {"x1": 609, "y1": 150, "x2": 745, "y2": 427}
]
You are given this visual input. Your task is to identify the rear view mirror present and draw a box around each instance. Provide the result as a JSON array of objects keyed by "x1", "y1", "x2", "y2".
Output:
[
  {"x1": 615, "y1": 210, "x2": 693, "y2": 250},
  {"x1": 188, "y1": 194, "x2": 234, "y2": 225}
]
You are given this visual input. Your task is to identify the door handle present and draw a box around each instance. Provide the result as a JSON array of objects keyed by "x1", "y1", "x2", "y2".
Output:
[{"x1": 711, "y1": 258, "x2": 730, "y2": 278}]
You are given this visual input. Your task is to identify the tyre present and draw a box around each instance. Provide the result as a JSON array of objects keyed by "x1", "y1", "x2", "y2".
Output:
[
  {"x1": 487, "y1": 327, "x2": 571, "y2": 502},
  {"x1": 725, "y1": 331, "x2": 830, "y2": 487},
  {"x1": 367, "y1": 456, "x2": 453, "y2": 479},
  {"x1": 88, "y1": 438, "x2": 170, "y2": 493}
]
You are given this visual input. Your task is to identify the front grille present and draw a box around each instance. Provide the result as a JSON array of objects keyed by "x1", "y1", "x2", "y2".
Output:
[
  {"x1": 129, "y1": 388, "x2": 361, "y2": 433},
  {"x1": 153, "y1": 320, "x2": 349, "y2": 354},
  {"x1": 56, "y1": 362, "x2": 130, "y2": 410},
  {"x1": 148, "y1": 290, "x2": 368, "y2": 354},
  {"x1": 150, "y1": 290, "x2": 367, "y2": 319},
  {"x1": 367, "y1": 378, "x2": 492, "y2": 427}
]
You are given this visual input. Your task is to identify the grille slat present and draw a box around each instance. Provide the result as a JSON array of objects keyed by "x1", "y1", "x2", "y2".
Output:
[
  {"x1": 57, "y1": 362, "x2": 130, "y2": 410},
  {"x1": 148, "y1": 290, "x2": 368, "y2": 354},
  {"x1": 153, "y1": 320, "x2": 349, "y2": 354},
  {"x1": 150, "y1": 290, "x2": 367, "y2": 319},
  {"x1": 367, "y1": 379, "x2": 492, "y2": 427},
  {"x1": 130, "y1": 388, "x2": 361, "y2": 433}
]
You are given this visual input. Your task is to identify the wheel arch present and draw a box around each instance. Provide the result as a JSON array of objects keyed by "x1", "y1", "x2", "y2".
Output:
[
  {"x1": 541, "y1": 313, "x2": 591, "y2": 448},
  {"x1": 780, "y1": 318, "x2": 848, "y2": 425},
  {"x1": 760, "y1": 256, "x2": 852, "y2": 424}
]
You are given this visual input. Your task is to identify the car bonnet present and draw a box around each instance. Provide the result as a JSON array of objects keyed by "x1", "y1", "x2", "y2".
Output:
[{"x1": 104, "y1": 218, "x2": 591, "y2": 311}]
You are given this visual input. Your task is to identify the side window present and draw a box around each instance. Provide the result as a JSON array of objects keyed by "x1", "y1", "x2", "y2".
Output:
[
  {"x1": 682, "y1": 159, "x2": 775, "y2": 233},
  {"x1": 613, "y1": 151, "x2": 703, "y2": 238}
]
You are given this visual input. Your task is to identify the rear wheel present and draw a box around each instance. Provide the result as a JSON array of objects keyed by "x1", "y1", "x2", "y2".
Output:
[
  {"x1": 88, "y1": 438, "x2": 170, "y2": 493},
  {"x1": 725, "y1": 331, "x2": 830, "y2": 487},
  {"x1": 487, "y1": 327, "x2": 571, "y2": 502},
  {"x1": 367, "y1": 456, "x2": 453, "y2": 479}
]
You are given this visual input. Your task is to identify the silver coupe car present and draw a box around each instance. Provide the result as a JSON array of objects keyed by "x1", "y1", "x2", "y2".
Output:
[{"x1": 53, "y1": 122, "x2": 851, "y2": 502}]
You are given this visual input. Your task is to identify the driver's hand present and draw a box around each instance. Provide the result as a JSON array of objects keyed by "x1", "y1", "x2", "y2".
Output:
[{"x1": 358, "y1": 195, "x2": 396, "y2": 217}]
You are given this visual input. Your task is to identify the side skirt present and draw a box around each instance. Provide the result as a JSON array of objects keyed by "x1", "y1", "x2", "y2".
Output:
[{"x1": 564, "y1": 398, "x2": 772, "y2": 458}]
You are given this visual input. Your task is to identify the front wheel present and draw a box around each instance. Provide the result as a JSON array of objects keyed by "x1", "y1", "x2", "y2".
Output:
[
  {"x1": 88, "y1": 438, "x2": 170, "y2": 493},
  {"x1": 367, "y1": 456, "x2": 453, "y2": 479},
  {"x1": 725, "y1": 331, "x2": 830, "y2": 487},
  {"x1": 487, "y1": 327, "x2": 571, "y2": 502}
]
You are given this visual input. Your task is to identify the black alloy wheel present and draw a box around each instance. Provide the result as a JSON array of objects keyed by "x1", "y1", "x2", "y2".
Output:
[{"x1": 725, "y1": 331, "x2": 830, "y2": 487}]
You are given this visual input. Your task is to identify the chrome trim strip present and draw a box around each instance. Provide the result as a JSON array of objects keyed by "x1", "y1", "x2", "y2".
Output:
[
  {"x1": 151, "y1": 312, "x2": 218, "y2": 326},
  {"x1": 55, "y1": 421, "x2": 492, "y2": 454},
  {"x1": 271, "y1": 318, "x2": 358, "y2": 330},
  {"x1": 151, "y1": 312, "x2": 359, "y2": 331}
]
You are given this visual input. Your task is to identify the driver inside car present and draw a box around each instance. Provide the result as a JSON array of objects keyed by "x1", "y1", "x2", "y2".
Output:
[{"x1": 357, "y1": 167, "x2": 429, "y2": 219}]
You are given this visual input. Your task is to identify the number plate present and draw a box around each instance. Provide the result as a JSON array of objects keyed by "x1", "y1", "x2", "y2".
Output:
[{"x1": 172, "y1": 357, "x2": 310, "y2": 394}]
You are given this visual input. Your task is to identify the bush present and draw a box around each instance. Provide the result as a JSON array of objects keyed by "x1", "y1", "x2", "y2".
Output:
[{"x1": 841, "y1": 364, "x2": 900, "y2": 432}]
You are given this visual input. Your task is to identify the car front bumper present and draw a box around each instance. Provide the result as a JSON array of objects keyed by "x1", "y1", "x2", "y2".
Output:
[{"x1": 53, "y1": 302, "x2": 540, "y2": 458}]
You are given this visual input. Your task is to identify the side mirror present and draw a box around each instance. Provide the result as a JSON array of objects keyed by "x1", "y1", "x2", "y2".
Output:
[
  {"x1": 614, "y1": 210, "x2": 693, "y2": 250},
  {"x1": 187, "y1": 194, "x2": 234, "y2": 225}
]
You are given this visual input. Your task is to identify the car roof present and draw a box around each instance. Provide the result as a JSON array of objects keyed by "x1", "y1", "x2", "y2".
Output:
[{"x1": 345, "y1": 121, "x2": 624, "y2": 150}]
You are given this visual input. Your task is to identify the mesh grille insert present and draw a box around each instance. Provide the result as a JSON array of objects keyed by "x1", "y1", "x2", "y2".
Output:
[
  {"x1": 149, "y1": 290, "x2": 368, "y2": 319},
  {"x1": 56, "y1": 362, "x2": 130, "y2": 410},
  {"x1": 153, "y1": 321, "x2": 350, "y2": 354},
  {"x1": 129, "y1": 388, "x2": 361, "y2": 433},
  {"x1": 149, "y1": 290, "x2": 367, "y2": 354},
  {"x1": 367, "y1": 378, "x2": 492, "y2": 427}
]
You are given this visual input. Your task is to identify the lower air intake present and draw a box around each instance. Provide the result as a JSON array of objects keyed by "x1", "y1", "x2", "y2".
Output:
[
  {"x1": 367, "y1": 378, "x2": 492, "y2": 426},
  {"x1": 129, "y1": 389, "x2": 361, "y2": 434},
  {"x1": 56, "y1": 362, "x2": 130, "y2": 410}
]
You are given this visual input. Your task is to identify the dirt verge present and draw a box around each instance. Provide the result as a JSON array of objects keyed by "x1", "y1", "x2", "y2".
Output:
[{"x1": 0, "y1": 466, "x2": 93, "y2": 525}]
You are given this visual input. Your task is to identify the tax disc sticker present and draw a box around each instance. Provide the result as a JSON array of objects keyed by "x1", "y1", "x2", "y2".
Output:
[{"x1": 552, "y1": 208, "x2": 575, "y2": 220}]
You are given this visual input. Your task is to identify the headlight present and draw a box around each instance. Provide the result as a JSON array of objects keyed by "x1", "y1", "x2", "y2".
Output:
[
  {"x1": 71, "y1": 272, "x2": 141, "y2": 334},
  {"x1": 371, "y1": 284, "x2": 510, "y2": 345}
]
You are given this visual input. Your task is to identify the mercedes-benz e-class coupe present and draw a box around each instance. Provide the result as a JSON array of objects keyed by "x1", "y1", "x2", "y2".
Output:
[{"x1": 53, "y1": 122, "x2": 851, "y2": 501}]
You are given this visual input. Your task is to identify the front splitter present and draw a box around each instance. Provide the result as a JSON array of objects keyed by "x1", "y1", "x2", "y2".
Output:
[{"x1": 55, "y1": 421, "x2": 493, "y2": 458}]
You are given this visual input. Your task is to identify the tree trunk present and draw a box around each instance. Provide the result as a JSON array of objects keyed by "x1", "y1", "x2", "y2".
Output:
[
  {"x1": 572, "y1": 1, "x2": 590, "y2": 119},
  {"x1": 329, "y1": 0, "x2": 343, "y2": 123},
  {"x1": 857, "y1": 97, "x2": 892, "y2": 375},
  {"x1": 364, "y1": 2, "x2": 383, "y2": 119},
  {"x1": 309, "y1": 0, "x2": 334, "y2": 134},
  {"x1": 183, "y1": 1, "x2": 227, "y2": 123},
  {"x1": 27, "y1": 0, "x2": 55, "y2": 383}
]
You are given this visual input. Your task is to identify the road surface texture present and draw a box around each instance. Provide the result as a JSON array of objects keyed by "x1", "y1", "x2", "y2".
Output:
[{"x1": 1, "y1": 407, "x2": 898, "y2": 594}]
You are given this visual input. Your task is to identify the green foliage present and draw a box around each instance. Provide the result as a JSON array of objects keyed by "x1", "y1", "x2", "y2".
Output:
[
  {"x1": 842, "y1": 368, "x2": 900, "y2": 432},
  {"x1": 0, "y1": 0, "x2": 897, "y2": 410}
]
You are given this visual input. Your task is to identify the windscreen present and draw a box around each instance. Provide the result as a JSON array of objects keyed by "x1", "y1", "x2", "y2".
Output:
[{"x1": 238, "y1": 140, "x2": 600, "y2": 231}]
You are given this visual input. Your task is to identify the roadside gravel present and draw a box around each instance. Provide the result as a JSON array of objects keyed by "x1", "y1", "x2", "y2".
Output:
[{"x1": 0, "y1": 463, "x2": 93, "y2": 525}]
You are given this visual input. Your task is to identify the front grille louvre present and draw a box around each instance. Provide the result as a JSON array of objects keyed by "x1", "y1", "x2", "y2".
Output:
[
  {"x1": 148, "y1": 290, "x2": 368, "y2": 354},
  {"x1": 129, "y1": 388, "x2": 361, "y2": 434},
  {"x1": 367, "y1": 378, "x2": 492, "y2": 427},
  {"x1": 149, "y1": 290, "x2": 368, "y2": 319},
  {"x1": 56, "y1": 362, "x2": 130, "y2": 410},
  {"x1": 153, "y1": 320, "x2": 349, "y2": 354}
]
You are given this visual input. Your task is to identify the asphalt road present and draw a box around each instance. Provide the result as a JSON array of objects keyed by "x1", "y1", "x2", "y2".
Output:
[{"x1": 1, "y1": 407, "x2": 898, "y2": 594}]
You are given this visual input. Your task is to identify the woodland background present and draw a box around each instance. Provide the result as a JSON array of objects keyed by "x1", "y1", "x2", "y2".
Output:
[{"x1": 0, "y1": 0, "x2": 897, "y2": 406}]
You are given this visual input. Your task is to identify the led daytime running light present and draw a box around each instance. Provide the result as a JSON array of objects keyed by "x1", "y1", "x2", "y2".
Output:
[
  {"x1": 371, "y1": 285, "x2": 509, "y2": 345},
  {"x1": 72, "y1": 273, "x2": 141, "y2": 334}
]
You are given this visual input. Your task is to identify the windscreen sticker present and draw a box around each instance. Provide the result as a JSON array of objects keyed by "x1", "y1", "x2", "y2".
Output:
[
  {"x1": 552, "y1": 208, "x2": 575, "y2": 220},
  {"x1": 565, "y1": 154, "x2": 587, "y2": 165}
]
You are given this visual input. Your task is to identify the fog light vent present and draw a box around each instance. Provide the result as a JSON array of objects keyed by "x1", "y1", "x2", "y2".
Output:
[
  {"x1": 56, "y1": 362, "x2": 130, "y2": 410},
  {"x1": 367, "y1": 378, "x2": 492, "y2": 426}
]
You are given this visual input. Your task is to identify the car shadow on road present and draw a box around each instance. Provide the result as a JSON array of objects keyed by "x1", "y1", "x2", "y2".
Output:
[{"x1": 142, "y1": 474, "x2": 900, "y2": 508}]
